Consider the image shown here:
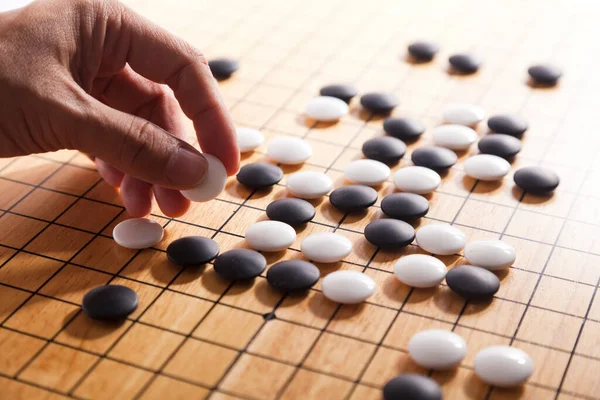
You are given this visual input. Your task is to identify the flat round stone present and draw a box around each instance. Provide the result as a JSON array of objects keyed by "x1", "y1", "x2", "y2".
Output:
[
  {"x1": 449, "y1": 53, "x2": 482, "y2": 74},
  {"x1": 365, "y1": 219, "x2": 415, "y2": 249},
  {"x1": 321, "y1": 270, "x2": 376, "y2": 304},
  {"x1": 464, "y1": 154, "x2": 511, "y2": 181},
  {"x1": 344, "y1": 159, "x2": 391, "y2": 186},
  {"x1": 167, "y1": 236, "x2": 220, "y2": 266},
  {"x1": 478, "y1": 134, "x2": 522, "y2": 158},
  {"x1": 474, "y1": 346, "x2": 534, "y2": 387},
  {"x1": 362, "y1": 136, "x2": 406, "y2": 164},
  {"x1": 360, "y1": 92, "x2": 399, "y2": 114},
  {"x1": 266, "y1": 198, "x2": 315, "y2": 227},
  {"x1": 394, "y1": 254, "x2": 446, "y2": 288},
  {"x1": 319, "y1": 84, "x2": 358, "y2": 103},
  {"x1": 82, "y1": 285, "x2": 138, "y2": 320},
  {"x1": 487, "y1": 115, "x2": 528, "y2": 137},
  {"x1": 383, "y1": 374, "x2": 442, "y2": 400},
  {"x1": 301, "y1": 232, "x2": 352, "y2": 263},
  {"x1": 267, "y1": 260, "x2": 320, "y2": 292},
  {"x1": 416, "y1": 224, "x2": 466, "y2": 255},
  {"x1": 443, "y1": 104, "x2": 485, "y2": 126},
  {"x1": 236, "y1": 162, "x2": 283, "y2": 189},
  {"x1": 329, "y1": 185, "x2": 378, "y2": 212},
  {"x1": 446, "y1": 265, "x2": 500, "y2": 301},
  {"x1": 408, "y1": 41, "x2": 440, "y2": 62},
  {"x1": 465, "y1": 240, "x2": 516, "y2": 271},
  {"x1": 236, "y1": 128, "x2": 264, "y2": 152},
  {"x1": 213, "y1": 249, "x2": 267, "y2": 280},
  {"x1": 267, "y1": 137, "x2": 312, "y2": 165},
  {"x1": 528, "y1": 64, "x2": 562, "y2": 85},
  {"x1": 411, "y1": 146, "x2": 458, "y2": 171},
  {"x1": 408, "y1": 329, "x2": 467, "y2": 370},
  {"x1": 383, "y1": 118, "x2": 425, "y2": 141},
  {"x1": 433, "y1": 125, "x2": 478, "y2": 150},
  {"x1": 513, "y1": 166, "x2": 560, "y2": 193},
  {"x1": 287, "y1": 171, "x2": 333, "y2": 199},
  {"x1": 381, "y1": 193, "x2": 429, "y2": 220},
  {"x1": 245, "y1": 221, "x2": 296, "y2": 252},
  {"x1": 393, "y1": 167, "x2": 441, "y2": 194},
  {"x1": 181, "y1": 154, "x2": 227, "y2": 202},
  {"x1": 305, "y1": 96, "x2": 349, "y2": 121},
  {"x1": 208, "y1": 58, "x2": 239, "y2": 79},
  {"x1": 113, "y1": 218, "x2": 164, "y2": 249}
]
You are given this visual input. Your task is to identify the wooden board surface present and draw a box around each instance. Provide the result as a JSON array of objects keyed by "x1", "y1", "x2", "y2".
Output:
[{"x1": 1, "y1": 0, "x2": 599, "y2": 398}]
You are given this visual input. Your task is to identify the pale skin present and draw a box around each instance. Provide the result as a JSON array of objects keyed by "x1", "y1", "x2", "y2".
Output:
[{"x1": 0, "y1": 0, "x2": 240, "y2": 218}]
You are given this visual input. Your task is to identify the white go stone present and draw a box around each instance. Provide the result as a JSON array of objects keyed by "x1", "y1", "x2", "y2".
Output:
[
  {"x1": 113, "y1": 218, "x2": 164, "y2": 249},
  {"x1": 474, "y1": 346, "x2": 534, "y2": 387},
  {"x1": 443, "y1": 103, "x2": 485, "y2": 126},
  {"x1": 464, "y1": 154, "x2": 511, "y2": 181},
  {"x1": 301, "y1": 232, "x2": 352, "y2": 263},
  {"x1": 287, "y1": 171, "x2": 333, "y2": 199},
  {"x1": 344, "y1": 159, "x2": 390, "y2": 186},
  {"x1": 393, "y1": 254, "x2": 447, "y2": 288},
  {"x1": 321, "y1": 270, "x2": 376, "y2": 304},
  {"x1": 305, "y1": 96, "x2": 349, "y2": 122},
  {"x1": 433, "y1": 125, "x2": 478, "y2": 150},
  {"x1": 416, "y1": 224, "x2": 466, "y2": 255},
  {"x1": 408, "y1": 329, "x2": 467, "y2": 370},
  {"x1": 267, "y1": 137, "x2": 312, "y2": 165},
  {"x1": 245, "y1": 221, "x2": 296, "y2": 252},
  {"x1": 236, "y1": 127, "x2": 264, "y2": 152},
  {"x1": 465, "y1": 240, "x2": 516, "y2": 270},
  {"x1": 393, "y1": 166, "x2": 441, "y2": 194},
  {"x1": 180, "y1": 154, "x2": 227, "y2": 202}
]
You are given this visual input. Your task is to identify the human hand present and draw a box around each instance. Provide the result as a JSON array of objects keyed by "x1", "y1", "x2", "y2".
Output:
[{"x1": 0, "y1": 0, "x2": 240, "y2": 218}]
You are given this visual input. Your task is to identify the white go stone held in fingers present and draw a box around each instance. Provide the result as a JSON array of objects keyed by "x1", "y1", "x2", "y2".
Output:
[{"x1": 180, "y1": 154, "x2": 228, "y2": 202}]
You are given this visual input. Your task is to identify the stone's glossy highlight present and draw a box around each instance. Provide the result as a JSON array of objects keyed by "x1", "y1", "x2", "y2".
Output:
[
  {"x1": 393, "y1": 167, "x2": 441, "y2": 194},
  {"x1": 213, "y1": 249, "x2": 267, "y2": 280},
  {"x1": 433, "y1": 125, "x2": 478, "y2": 150},
  {"x1": 478, "y1": 134, "x2": 522, "y2": 158},
  {"x1": 474, "y1": 346, "x2": 534, "y2": 387},
  {"x1": 416, "y1": 224, "x2": 466, "y2": 255},
  {"x1": 82, "y1": 285, "x2": 138, "y2": 320},
  {"x1": 514, "y1": 166, "x2": 560, "y2": 193},
  {"x1": 266, "y1": 198, "x2": 315, "y2": 227},
  {"x1": 383, "y1": 374, "x2": 442, "y2": 400},
  {"x1": 528, "y1": 64, "x2": 562, "y2": 85},
  {"x1": 408, "y1": 41, "x2": 440, "y2": 62},
  {"x1": 208, "y1": 58, "x2": 239, "y2": 79},
  {"x1": 287, "y1": 171, "x2": 333, "y2": 199},
  {"x1": 449, "y1": 53, "x2": 482, "y2": 73},
  {"x1": 245, "y1": 221, "x2": 296, "y2": 252},
  {"x1": 408, "y1": 329, "x2": 467, "y2": 370},
  {"x1": 321, "y1": 270, "x2": 376, "y2": 304},
  {"x1": 236, "y1": 162, "x2": 283, "y2": 189},
  {"x1": 267, "y1": 137, "x2": 312, "y2": 165},
  {"x1": 167, "y1": 236, "x2": 220, "y2": 266},
  {"x1": 305, "y1": 96, "x2": 349, "y2": 121},
  {"x1": 383, "y1": 118, "x2": 425, "y2": 141},
  {"x1": 464, "y1": 154, "x2": 511, "y2": 181},
  {"x1": 364, "y1": 219, "x2": 415, "y2": 249},
  {"x1": 181, "y1": 154, "x2": 228, "y2": 202},
  {"x1": 113, "y1": 218, "x2": 164, "y2": 249},
  {"x1": 362, "y1": 136, "x2": 406, "y2": 164},
  {"x1": 344, "y1": 159, "x2": 391, "y2": 186},
  {"x1": 319, "y1": 84, "x2": 358, "y2": 103},
  {"x1": 329, "y1": 185, "x2": 378, "y2": 212},
  {"x1": 267, "y1": 260, "x2": 320, "y2": 292},
  {"x1": 487, "y1": 115, "x2": 528, "y2": 137},
  {"x1": 360, "y1": 92, "x2": 399, "y2": 114},
  {"x1": 446, "y1": 265, "x2": 500, "y2": 301},
  {"x1": 411, "y1": 146, "x2": 458, "y2": 171},
  {"x1": 301, "y1": 232, "x2": 352, "y2": 263},
  {"x1": 393, "y1": 254, "x2": 446, "y2": 288},
  {"x1": 442, "y1": 104, "x2": 485, "y2": 126},
  {"x1": 236, "y1": 127, "x2": 264, "y2": 152},
  {"x1": 381, "y1": 193, "x2": 429, "y2": 220},
  {"x1": 465, "y1": 240, "x2": 516, "y2": 271}
]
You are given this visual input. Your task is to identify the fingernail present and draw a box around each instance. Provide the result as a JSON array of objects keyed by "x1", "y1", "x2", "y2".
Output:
[{"x1": 166, "y1": 146, "x2": 208, "y2": 188}]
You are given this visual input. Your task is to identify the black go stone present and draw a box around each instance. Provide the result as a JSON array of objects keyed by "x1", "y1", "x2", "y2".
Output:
[
  {"x1": 411, "y1": 146, "x2": 458, "y2": 171},
  {"x1": 381, "y1": 193, "x2": 429, "y2": 221},
  {"x1": 266, "y1": 198, "x2": 315, "y2": 227},
  {"x1": 383, "y1": 117, "x2": 425, "y2": 142},
  {"x1": 237, "y1": 162, "x2": 283, "y2": 189},
  {"x1": 360, "y1": 93, "x2": 399, "y2": 114},
  {"x1": 383, "y1": 374, "x2": 442, "y2": 400},
  {"x1": 513, "y1": 166, "x2": 560, "y2": 194},
  {"x1": 329, "y1": 185, "x2": 378, "y2": 213},
  {"x1": 528, "y1": 64, "x2": 562, "y2": 85},
  {"x1": 319, "y1": 84, "x2": 358, "y2": 103},
  {"x1": 208, "y1": 58, "x2": 239, "y2": 80},
  {"x1": 449, "y1": 53, "x2": 482, "y2": 74},
  {"x1": 487, "y1": 114, "x2": 528, "y2": 137},
  {"x1": 478, "y1": 134, "x2": 522, "y2": 159},
  {"x1": 167, "y1": 236, "x2": 220, "y2": 267},
  {"x1": 407, "y1": 41, "x2": 440, "y2": 62},
  {"x1": 213, "y1": 249, "x2": 267, "y2": 281},
  {"x1": 362, "y1": 136, "x2": 406, "y2": 164},
  {"x1": 446, "y1": 265, "x2": 500, "y2": 301},
  {"x1": 82, "y1": 285, "x2": 138, "y2": 321},
  {"x1": 364, "y1": 219, "x2": 415, "y2": 250},
  {"x1": 266, "y1": 260, "x2": 320, "y2": 292}
]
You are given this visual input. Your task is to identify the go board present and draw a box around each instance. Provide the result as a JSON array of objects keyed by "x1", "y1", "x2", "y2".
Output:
[{"x1": 0, "y1": 0, "x2": 599, "y2": 398}]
